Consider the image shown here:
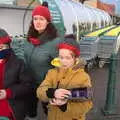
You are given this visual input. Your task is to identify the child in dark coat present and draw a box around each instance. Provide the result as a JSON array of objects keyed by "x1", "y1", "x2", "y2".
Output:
[{"x1": 0, "y1": 28, "x2": 32, "y2": 120}]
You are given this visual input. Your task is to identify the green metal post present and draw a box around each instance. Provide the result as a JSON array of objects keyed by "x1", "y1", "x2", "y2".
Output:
[{"x1": 103, "y1": 53, "x2": 117, "y2": 115}]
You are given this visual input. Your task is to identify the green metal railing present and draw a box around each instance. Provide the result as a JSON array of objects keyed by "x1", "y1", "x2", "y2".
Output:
[{"x1": 103, "y1": 53, "x2": 118, "y2": 115}]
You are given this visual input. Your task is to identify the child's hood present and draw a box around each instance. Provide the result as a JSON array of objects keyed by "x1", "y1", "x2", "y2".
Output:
[{"x1": 51, "y1": 57, "x2": 86, "y2": 70}]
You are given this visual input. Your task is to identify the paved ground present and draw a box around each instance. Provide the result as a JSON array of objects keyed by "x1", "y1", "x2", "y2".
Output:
[{"x1": 87, "y1": 51, "x2": 120, "y2": 120}]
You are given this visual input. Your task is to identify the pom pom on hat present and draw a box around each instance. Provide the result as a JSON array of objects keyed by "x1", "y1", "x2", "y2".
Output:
[
  {"x1": 57, "y1": 38, "x2": 80, "y2": 56},
  {"x1": 0, "y1": 28, "x2": 11, "y2": 44},
  {"x1": 32, "y1": 5, "x2": 51, "y2": 22}
]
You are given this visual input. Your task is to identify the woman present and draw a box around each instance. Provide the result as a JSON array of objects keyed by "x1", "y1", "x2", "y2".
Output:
[
  {"x1": 24, "y1": 3, "x2": 62, "y2": 119},
  {"x1": 0, "y1": 28, "x2": 32, "y2": 120},
  {"x1": 36, "y1": 38, "x2": 93, "y2": 120}
]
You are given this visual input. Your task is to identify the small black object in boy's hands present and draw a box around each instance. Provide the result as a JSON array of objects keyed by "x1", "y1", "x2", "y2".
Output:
[{"x1": 68, "y1": 87, "x2": 93, "y2": 101}]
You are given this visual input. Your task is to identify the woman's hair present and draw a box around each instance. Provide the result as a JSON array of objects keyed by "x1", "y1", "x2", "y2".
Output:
[{"x1": 27, "y1": 20, "x2": 58, "y2": 39}]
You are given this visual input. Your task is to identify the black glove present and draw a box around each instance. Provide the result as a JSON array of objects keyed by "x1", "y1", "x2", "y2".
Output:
[{"x1": 46, "y1": 88, "x2": 56, "y2": 98}]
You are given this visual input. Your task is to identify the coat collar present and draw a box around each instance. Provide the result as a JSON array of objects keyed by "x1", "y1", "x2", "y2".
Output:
[
  {"x1": 29, "y1": 30, "x2": 57, "y2": 46},
  {"x1": 72, "y1": 58, "x2": 86, "y2": 71}
]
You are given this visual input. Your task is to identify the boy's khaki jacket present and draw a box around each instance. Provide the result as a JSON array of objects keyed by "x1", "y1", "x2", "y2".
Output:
[{"x1": 37, "y1": 59, "x2": 93, "y2": 120}]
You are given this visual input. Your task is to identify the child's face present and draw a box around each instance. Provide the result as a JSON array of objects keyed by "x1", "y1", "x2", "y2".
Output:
[
  {"x1": 0, "y1": 44, "x2": 9, "y2": 51},
  {"x1": 59, "y1": 49, "x2": 76, "y2": 69}
]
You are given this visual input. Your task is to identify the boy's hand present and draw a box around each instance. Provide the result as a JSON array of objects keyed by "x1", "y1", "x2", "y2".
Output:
[
  {"x1": 0, "y1": 89, "x2": 6, "y2": 100},
  {"x1": 49, "y1": 98, "x2": 68, "y2": 106},
  {"x1": 49, "y1": 98, "x2": 57, "y2": 105},
  {"x1": 54, "y1": 88, "x2": 71, "y2": 99}
]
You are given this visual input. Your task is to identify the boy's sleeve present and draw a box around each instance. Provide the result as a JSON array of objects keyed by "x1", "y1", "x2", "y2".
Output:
[
  {"x1": 67, "y1": 72, "x2": 93, "y2": 115},
  {"x1": 82, "y1": 72, "x2": 92, "y2": 87},
  {"x1": 36, "y1": 69, "x2": 54, "y2": 102}
]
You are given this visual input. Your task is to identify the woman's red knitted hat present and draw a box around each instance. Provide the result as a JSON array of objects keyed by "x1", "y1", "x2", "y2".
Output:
[{"x1": 32, "y1": 5, "x2": 51, "y2": 22}]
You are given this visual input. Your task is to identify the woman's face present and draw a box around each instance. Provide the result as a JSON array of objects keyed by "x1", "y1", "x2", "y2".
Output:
[
  {"x1": 59, "y1": 49, "x2": 76, "y2": 69},
  {"x1": 33, "y1": 15, "x2": 49, "y2": 33}
]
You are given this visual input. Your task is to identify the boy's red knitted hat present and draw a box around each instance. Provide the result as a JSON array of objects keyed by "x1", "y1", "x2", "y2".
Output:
[
  {"x1": 57, "y1": 38, "x2": 80, "y2": 56},
  {"x1": 32, "y1": 5, "x2": 51, "y2": 22}
]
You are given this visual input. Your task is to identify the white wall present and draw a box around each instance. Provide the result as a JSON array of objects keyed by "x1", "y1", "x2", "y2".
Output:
[{"x1": 0, "y1": 6, "x2": 32, "y2": 37}]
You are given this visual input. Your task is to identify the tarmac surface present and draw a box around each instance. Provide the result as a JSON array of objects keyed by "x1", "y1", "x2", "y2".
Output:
[{"x1": 87, "y1": 51, "x2": 120, "y2": 120}]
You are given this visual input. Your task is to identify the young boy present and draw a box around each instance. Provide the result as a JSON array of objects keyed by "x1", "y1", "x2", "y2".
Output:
[{"x1": 37, "y1": 38, "x2": 93, "y2": 120}]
